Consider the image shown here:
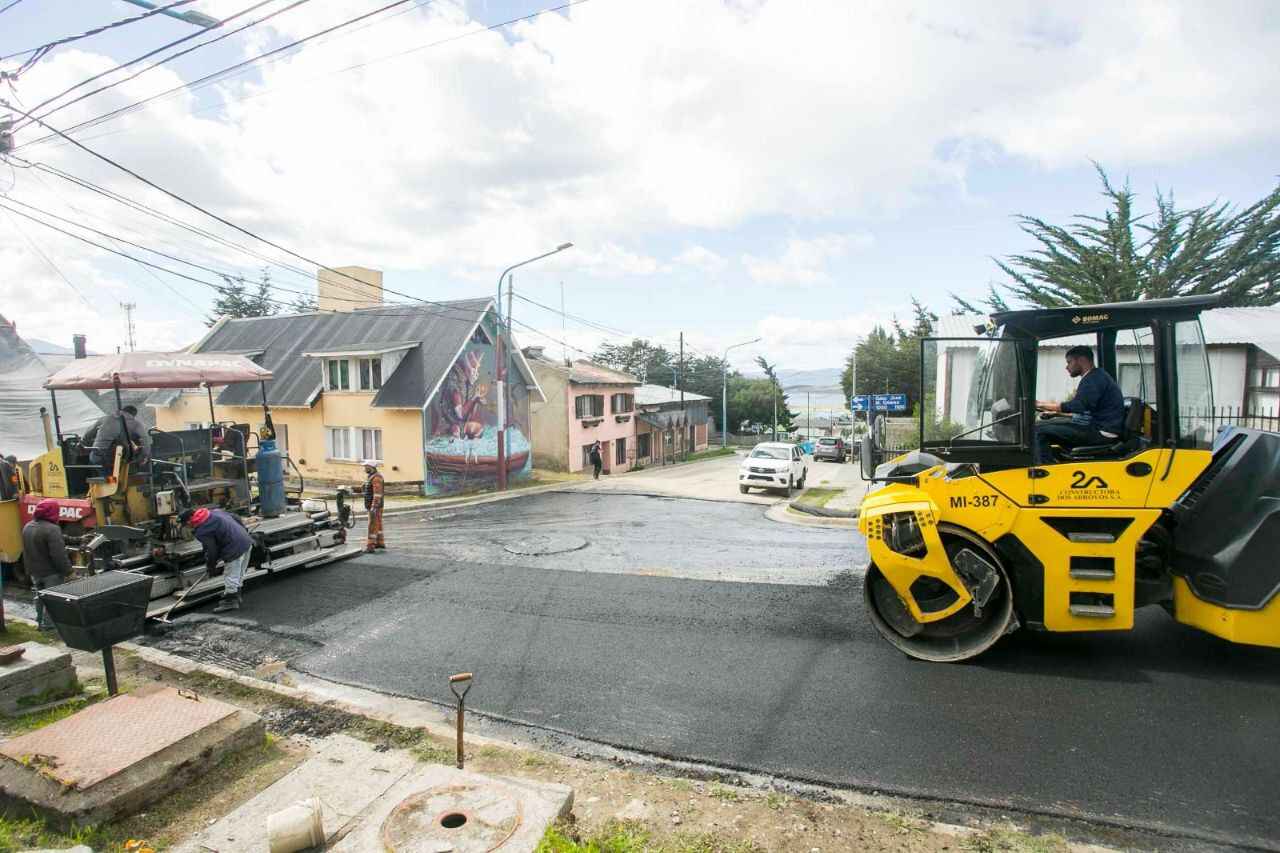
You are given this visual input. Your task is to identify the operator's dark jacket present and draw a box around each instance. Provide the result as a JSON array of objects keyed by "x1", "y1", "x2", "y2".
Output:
[
  {"x1": 21, "y1": 519, "x2": 73, "y2": 582},
  {"x1": 1060, "y1": 369, "x2": 1125, "y2": 436},
  {"x1": 194, "y1": 509, "x2": 253, "y2": 572}
]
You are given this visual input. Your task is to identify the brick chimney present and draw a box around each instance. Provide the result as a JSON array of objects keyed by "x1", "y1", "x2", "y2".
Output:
[{"x1": 317, "y1": 266, "x2": 383, "y2": 312}]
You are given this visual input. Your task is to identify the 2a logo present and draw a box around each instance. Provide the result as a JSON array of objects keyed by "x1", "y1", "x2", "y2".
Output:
[{"x1": 1070, "y1": 470, "x2": 1109, "y2": 489}]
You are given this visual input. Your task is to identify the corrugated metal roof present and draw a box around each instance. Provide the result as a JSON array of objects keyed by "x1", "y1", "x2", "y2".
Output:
[
  {"x1": 187, "y1": 299, "x2": 500, "y2": 409},
  {"x1": 634, "y1": 383, "x2": 711, "y2": 405},
  {"x1": 568, "y1": 360, "x2": 639, "y2": 386}
]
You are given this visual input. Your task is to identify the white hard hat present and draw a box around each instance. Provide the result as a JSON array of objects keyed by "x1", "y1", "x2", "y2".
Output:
[{"x1": 362, "y1": 459, "x2": 379, "y2": 468}]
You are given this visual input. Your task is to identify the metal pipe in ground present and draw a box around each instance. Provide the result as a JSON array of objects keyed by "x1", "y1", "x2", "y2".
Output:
[{"x1": 449, "y1": 672, "x2": 473, "y2": 769}]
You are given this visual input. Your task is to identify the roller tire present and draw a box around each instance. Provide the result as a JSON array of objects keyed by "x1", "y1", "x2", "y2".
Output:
[{"x1": 863, "y1": 524, "x2": 1015, "y2": 663}]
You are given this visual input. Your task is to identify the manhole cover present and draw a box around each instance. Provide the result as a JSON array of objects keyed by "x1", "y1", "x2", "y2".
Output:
[
  {"x1": 381, "y1": 783, "x2": 523, "y2": 852},
  {"x1": 502, "y1": 534, "x2": 587, "y2": 556}
]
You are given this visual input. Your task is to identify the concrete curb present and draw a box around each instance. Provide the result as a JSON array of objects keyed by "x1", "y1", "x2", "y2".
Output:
[
  {"x1": 764, "y1": 501, "x2": 856, "y2": 529},
  {"x1": 788, "y1": 501, "x2": 860, "y2": 520},
  {"x1": 354, "y1": 478, "x2": 593, "y2": 519}
]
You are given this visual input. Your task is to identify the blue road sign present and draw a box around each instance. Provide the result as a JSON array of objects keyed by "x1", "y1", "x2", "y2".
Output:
[
  {"x1": 850, "y1": 395, "x2": 869, "y2": 412},
  {"x1": 871, "y1": 393, "x2": 908, "y2": 412}
]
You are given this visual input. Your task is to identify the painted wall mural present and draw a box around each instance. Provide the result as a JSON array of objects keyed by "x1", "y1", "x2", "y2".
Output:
[{"x1": 424, "y1": 320, "x2": 533, "y2": 495}]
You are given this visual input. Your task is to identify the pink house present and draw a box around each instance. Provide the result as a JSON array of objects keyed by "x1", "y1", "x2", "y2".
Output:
[{"x1": 525, "y1": 349, "x2": 641, "y2": 474}]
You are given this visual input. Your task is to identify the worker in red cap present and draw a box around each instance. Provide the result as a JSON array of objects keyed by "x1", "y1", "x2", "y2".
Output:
[
  {"x1": 22, "y1": 499, "x2": 72, "y2": 630},
  {"x1": 180, "y1": 506, "x2": 254, "y2": 613}
]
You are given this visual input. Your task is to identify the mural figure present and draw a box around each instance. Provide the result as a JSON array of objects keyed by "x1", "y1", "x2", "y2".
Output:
[
  {"x1": 438, "y1": 350, "x2": 488, "y2": 439},
  {"x1": 423, "y1": 331, "x2": 533, "y2": 496}
]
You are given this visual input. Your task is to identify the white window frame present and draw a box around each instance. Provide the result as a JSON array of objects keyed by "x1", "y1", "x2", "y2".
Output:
[
  {"x1": 325, "y1": 358, "x2": 351, "y2": 391},
  {"x1": 358, "y1": 357, "x2": 383, "y2": 391},
  {"x1": 325, "y1": 426, "x2": 383, "y2": 463}
]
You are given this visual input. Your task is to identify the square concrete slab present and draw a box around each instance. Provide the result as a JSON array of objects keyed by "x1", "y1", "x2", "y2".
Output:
[
  {"x1": 0, "y1": 685, "x2": 263, "y2": 828},
  {"x1": 176, "y1": 734, "x2": 573, "y2": 853},
  {"x1": 0, "y1": 642, "x2": 77, "y2": 715}
]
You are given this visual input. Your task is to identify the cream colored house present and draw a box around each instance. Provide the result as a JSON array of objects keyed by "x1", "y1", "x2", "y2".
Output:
[{"x1": 151, "y1": 268, "x2": 544, "y2": 494}]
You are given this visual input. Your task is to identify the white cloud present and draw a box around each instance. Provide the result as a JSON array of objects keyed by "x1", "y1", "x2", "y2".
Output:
[
  {"x1": 3, "y1": 0, "x2": 1278, "y2": 349},
  {"x1": 742, "y1": 233, "x2": 872, "y2": 285},
  {"x1": 674, "y1": 245, "x2": 728, "y2": 275}
]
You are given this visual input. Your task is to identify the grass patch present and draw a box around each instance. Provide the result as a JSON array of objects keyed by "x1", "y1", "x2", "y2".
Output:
[
  {"x1": 537, "y1": 820, "x2": 765, "y2": 853},
  {"x1": 764, "y1": 791, "x2": 788, "y2": 811},
  {"x1": 684, "y1": 447, "x2": 737, "y2": 464},
  {"x1": 0, "y1": 814, "x2": 105, "y2": 853},
  {"x1": 1, "y1": 695, "x2": 96, "y2": 737},
  {"x1": 791, "y1": 487, "x2": 843, "y2": 509},
  {"x1": 963, "y1": 828, "x2": 1070, "y2": 853},
  {"x1": 708, "y1": 785, "x2": 740, "y2": 803},
  {"x1": 0, "y1": 622, "x2": 55, "y2": 646},
  {"x1": 15, "y1": 679, "x2": 83, "y2": 709}
]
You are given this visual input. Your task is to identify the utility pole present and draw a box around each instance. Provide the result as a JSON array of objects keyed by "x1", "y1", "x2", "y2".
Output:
[
  {"x1": 120, "y1": 301, "x2": 136, "y2": 351},
  {"x1": 807, "y1": 391, "x2": 811, "y2": 438},
  {"x1": 679, "y1": 332, "x2": 686, "y2": 461},
  {"x1": 772, "y1": 377, "x2": 778, "y2": 442},
  {"x1": 560, "y1": 282, "x2": 568, "y2": 365},
  {"x1": 506, "y1": 273, "x2": 514, "y2": 337}
]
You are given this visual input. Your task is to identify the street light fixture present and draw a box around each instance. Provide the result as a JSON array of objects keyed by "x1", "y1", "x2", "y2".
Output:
[
  {"x1": 495, "y1": 242, "x2": 574, "y2": 490},
  {"x1": 721, "y1": 337, "x2": 762, "y2": 449}
]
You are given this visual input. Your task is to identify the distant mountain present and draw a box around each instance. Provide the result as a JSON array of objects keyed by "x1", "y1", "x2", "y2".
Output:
[
  {"x1": 776, "y1": 367, "x2": 842, "y2": 391},
  {"x1": 28, "y1": 338, "x2": 73, "y2": 355}
]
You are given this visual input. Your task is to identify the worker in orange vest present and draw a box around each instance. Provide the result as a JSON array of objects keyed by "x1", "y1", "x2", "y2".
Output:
[{"x1": 363, "y1": 461, "x2": 385, "y2": 553}]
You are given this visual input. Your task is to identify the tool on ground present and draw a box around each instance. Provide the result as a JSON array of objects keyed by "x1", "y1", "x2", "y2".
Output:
[
  {"x1": 155, "y1": 567, "x2": 209, "y2": 625},
  {"x1": 449, "y1": 672, "x2": 473, "y2": 769}
]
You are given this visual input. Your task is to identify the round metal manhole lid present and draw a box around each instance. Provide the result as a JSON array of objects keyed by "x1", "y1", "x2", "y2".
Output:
[
  {"x1": 381, "y1": 783, "x2": 523, "y2": 852},
  {"x1": 502, "y1": 534, "x2": 588, "y2": 556}
]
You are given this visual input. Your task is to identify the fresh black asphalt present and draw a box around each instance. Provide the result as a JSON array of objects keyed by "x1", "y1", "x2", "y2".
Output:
[{"x1": 212, "y1": 491, "x2": 1280, "y2": 848}]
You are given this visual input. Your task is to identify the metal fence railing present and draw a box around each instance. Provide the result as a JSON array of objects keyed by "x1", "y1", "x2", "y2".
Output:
[{"x1": 1198, "y1": 407, "x2": 1280, "y2": 435}]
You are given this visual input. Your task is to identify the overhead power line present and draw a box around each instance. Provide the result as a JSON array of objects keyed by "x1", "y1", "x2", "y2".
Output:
[
  {"x1": 0, "y1": 0, "x2": 30, "y2": 17},
  {"x1": 17, "y1": 0, "x2": 587, "y2": 152},
  {"x1": 15, "y1": 0, "x2": 419, "y2": 147},
  {"x1": 17, "y1": 0, "x2": 293, "y2": 130},
  {"x1": 1, "y1": 1, "x2": 199, "y2": 72},
  {"x1": 0, "y1": 204, "x2": 96, "y2": 309}
]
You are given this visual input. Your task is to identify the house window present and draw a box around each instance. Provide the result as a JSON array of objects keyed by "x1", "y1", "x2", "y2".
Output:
[
  {"x1": 326, "y1": 359, "x2": 350, "y2": 390},
  {"x1": 360, "y1": 428, "x2": 383, "y2": 462},
  {"x1": 358, "y1": 357, "x2": 383, "y2": 391},
  {"x1": 636, "y1": 432, "x2": 651, "y2": 459},
  {"x1": 1267, "y1": 368, "x2": 1280, "y2": 389},
  {"x1": 575, "y1": 394, "x2": 604, "y2": 418},
  {"x1": 611, "y1": 393, "x2": 634, "y2": 414},
  {"x1": 1119, "y1": 364, "x2": 1156, "y2": 399},
  {"x1": 615, "y1": 437, "x2": 627, "y2": 466},
  {"x1": 326, "y1": 426, "x2": 354, "y2": 460},
  {"x1": 326, "y1": 427, "x2": 383, "y2": 462}
]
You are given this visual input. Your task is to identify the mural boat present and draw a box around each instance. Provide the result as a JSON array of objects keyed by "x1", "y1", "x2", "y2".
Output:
[{"x1": 424, "y1": 427, "x2": 531, "y2": 478}]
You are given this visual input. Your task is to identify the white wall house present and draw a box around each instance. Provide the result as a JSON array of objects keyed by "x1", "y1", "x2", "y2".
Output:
[{"x1": 933, "y1": 306, "x2": 1280, "y2": 425}]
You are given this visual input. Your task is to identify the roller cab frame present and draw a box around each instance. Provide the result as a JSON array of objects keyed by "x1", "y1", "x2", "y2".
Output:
[{"x1": 857, "y1": 294, "x2": 1280, "y2": 661}]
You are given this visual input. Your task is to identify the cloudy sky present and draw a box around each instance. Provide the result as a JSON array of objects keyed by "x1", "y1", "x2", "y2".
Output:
[{"x1": 1, "y1": 0, "x2": 1277, "y2": 370}]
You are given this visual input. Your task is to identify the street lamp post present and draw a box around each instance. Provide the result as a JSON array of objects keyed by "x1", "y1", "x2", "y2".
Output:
[
  {"x1": 495, "y1": 242, "x2": 574, "y2": 490},
  {"x1": 721, "y1": 338, "x2": 761, "y2": 449}
]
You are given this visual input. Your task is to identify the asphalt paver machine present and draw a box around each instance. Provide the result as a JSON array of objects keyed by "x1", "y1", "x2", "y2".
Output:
[
  {"x1": 6, "y1": 351, "x2": 360, "y2": 617},
  {"x1": 857, "y1": 295, "x2": 1280, "y2": 661}
]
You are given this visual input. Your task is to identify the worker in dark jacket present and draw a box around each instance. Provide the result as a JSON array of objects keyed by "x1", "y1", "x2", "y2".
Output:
[
  {"x1": 181, "y1": 507, "x2": 254, "y2": 613},
  {"x1": 89, "y1": 405, "x2": 151, "y2": 476},
  {"x1": 22, "y1": 499, "x2": 73, "y2": 630},
  {"x1": 0, "y1": 454, "x2": 18, "y2": 500},
  {"x1": 1034, "y1": 345, "x2": 1126, "y2": 463}
]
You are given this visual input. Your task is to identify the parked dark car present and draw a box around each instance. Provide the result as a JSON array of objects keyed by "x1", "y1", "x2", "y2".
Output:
[{"x1": 813, "y1": 436, "x2": 847, "y2": 462}]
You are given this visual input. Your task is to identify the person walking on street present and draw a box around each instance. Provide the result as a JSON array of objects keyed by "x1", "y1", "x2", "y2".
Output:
[
  {"x1": 363, "y1": 460, "x2": 385, "y2": 552},
  {"x1": 22, "y1": 499, "x2": 72, "y2": 630},
  {"x1": 181, "y1": 507, "x2": 253, "y2": 613},
  {"x1": 588, "y1": 441, "x2": 603, "y2": 480}
]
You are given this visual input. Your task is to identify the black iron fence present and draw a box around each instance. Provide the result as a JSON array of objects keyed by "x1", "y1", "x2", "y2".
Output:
[{"x1": 1196, "y1": 407, "x2": 1280, "y2": 435}]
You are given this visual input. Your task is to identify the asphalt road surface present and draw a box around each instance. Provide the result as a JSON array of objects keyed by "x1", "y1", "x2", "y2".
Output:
[{"x1": 205, "y1": 490, "x2": 1280, "y2": 849}]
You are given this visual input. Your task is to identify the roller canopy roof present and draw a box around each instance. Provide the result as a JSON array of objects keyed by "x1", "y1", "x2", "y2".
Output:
[
  {"x1": 990, "y1": 294, "x2": 1222, "y2": 340},
  {"x1": 44, "y1": 351, "x2": 273, "y2": 390}
]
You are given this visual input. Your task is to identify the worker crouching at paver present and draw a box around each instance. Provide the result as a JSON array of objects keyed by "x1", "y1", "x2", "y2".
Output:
[
  {"x1": 363, "y1": 460, "x2": 385, "y2": 553},
  {"x1": 22, "y1": 499, "x2": 72, "y2": 630},
  {"x1": 181, "y1": 507, "x2": 253, "y2": 613}
]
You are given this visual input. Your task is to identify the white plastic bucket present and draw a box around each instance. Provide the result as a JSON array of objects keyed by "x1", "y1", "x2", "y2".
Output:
[{"x1": 266, "y1": 797, "x2": 325, "y2": 853}]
